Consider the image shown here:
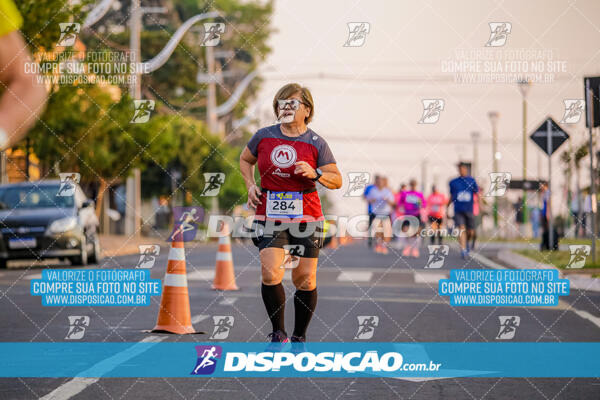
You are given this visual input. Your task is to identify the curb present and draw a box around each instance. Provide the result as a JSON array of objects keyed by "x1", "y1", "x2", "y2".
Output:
[{"x1": 497, "y1": 249, "x2": 600, "y2": 293}]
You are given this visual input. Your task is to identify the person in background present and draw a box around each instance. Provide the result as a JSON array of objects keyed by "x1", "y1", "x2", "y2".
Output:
[
  {"x1": 0, "y1": 0, "x2": 48, "y2": 149},
  {"x1": 392, "y1": 183, "x2": 407, "y2": 248},
  {"x1": 470, "y1": 190, "x2": 480, "y2": 251},
  {"x1": 426, "y1": 185, "x2": 447, "y2": 245},
  {"x1": 397, "y1": 179, "x2": 425, "y2": 257},
  {"x1": 363, "y1": 175, "x2": 380, "y2": 248},
  {"x1": 448, "y1": 162, "x2": 479, "y2": 259},
  {"x1": 583, "y1": 188, "x2": 591, "y2": 237},
  {"x1": 530, "y1": 204, "x2": 540, "y2": 239},
  {"x1": 366, "y1": 175, "x2": 395, "y2": 254},
  {"x1": 540, "y1": 182, "x2": 555, "y2": 250}
]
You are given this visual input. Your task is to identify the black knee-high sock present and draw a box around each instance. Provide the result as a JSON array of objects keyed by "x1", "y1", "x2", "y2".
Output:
[
  {"x1": 261, "y1": 283, "x2": 286, "y2": 334},
  {"x1": 293, "y1": 288, "x2": 318, "y2": 338}
]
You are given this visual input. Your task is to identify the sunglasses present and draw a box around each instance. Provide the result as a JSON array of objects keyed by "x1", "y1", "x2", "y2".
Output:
[{"x1": 277, "y1": 99, "x2": 306, "y2": 110}]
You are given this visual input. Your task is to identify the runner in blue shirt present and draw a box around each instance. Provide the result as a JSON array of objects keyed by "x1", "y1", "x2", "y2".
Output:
[
  {"x1": 363, "y1": 175, "x2": 380, "y2": 248},
  {"x1": 447, "y1": 162, "x2": 479, "y2": 258}
]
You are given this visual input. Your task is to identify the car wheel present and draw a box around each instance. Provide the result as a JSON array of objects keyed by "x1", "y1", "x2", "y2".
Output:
[
  {"x1": 88, "y1": 233, "x2": 102, "y2": 264},
  {"x1": 0, "y1": 259, "x2": 6, "y2": 269},
  {"x1": 69, "y1": 235, "x2": 88, "y2": 266}
]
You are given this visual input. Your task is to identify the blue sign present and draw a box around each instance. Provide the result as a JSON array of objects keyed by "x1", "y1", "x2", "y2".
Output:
[{"x1": 1, "y1": 342, "x2": 600, "y2": 378}]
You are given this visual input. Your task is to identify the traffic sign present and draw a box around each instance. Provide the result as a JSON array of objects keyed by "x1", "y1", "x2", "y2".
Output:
[
  {"x1": 508, "y1": 179, "x2": 547, "y2": 191},
  {"x1": 529, "y1": 117, "x2": 569, "y2": 156}
]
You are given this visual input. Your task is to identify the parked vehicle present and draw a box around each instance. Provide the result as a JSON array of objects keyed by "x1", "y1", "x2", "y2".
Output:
[{"x1": 0, "y1": 180, "x2": 101, "y2": 268}]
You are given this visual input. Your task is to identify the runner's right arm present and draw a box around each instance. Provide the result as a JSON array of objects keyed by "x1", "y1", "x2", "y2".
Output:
[{"x1": 239, "y1": 146, "x2": 262, "y2": 208}]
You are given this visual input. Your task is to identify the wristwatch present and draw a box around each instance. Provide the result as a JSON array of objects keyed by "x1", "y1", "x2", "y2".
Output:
[{"x1": 312, "y1": 168, "x2": 323, "y2": 181}]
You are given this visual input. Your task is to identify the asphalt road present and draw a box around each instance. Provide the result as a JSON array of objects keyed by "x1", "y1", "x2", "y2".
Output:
[{"x1": 0, "y1": 239, "x2": 599, "y2": 399}]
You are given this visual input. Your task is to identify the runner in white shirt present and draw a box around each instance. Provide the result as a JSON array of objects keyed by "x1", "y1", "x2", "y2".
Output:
[{"x1": 366, "y1": 177, "x2": 395, "y2": 254}]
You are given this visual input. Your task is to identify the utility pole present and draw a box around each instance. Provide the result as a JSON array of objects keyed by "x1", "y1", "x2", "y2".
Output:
[
  {"x1": 125, "y1": 0, "x2": 142, "y2": 237},
  {"x1": 91, "y1": 4, "x2": 218, "y2": 235},
  {"x1": 586, "y1": 79, "x2": 597, "y2": 262},
  {"x1": 489, "y1": 111, "x2": 500, "y2": 227},
  {"x1": 205, "y1": 45, "x2": 219, "y2": 136},
  {"x1": 518, "y1": 80, "x2": 531, "y2": 226}
]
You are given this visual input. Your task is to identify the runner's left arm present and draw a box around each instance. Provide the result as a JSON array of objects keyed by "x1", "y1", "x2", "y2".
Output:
[{"x1": 294, "y1": 161, "x2": 342, "y2": 189}]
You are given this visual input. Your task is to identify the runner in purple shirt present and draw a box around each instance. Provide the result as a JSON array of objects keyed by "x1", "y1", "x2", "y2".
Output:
[{"x1": 396, "y1": 179, "x2": 426, "y2": 257}]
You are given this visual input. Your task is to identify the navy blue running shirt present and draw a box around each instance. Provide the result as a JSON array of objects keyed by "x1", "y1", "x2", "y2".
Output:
[{"x1": 449, "y1": 176, "x2": 478, "y2": 213}]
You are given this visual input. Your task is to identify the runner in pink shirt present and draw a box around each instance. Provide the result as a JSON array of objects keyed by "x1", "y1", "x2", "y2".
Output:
[{"x1": 426, "y1": 185, "x2": 448, "y2": 245}]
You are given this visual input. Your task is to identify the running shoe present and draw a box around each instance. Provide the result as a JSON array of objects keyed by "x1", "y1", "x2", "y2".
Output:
[
  {"x1": 411, "y1": 247, "x2": 420, "y2": 258},
  {"x1": 460, "y1": 249, "x2": 468, "y2": 259},
  {"x1": 266, "y1": 330, "x2": 289, "y2": 352},
  {"x1": 380, "y1": 244, "x2": 389, "y2": 255},
  {"x1": 290, "y1": 335, "x2": 307, "y2": 354},
  {"x1": 402, "y1": 246, "x2": 411, "y2": 257}
]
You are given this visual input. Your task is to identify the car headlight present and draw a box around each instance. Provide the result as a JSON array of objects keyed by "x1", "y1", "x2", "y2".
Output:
[{"x1": 47, "y1": 217, "x2": 78, "y2": 234}]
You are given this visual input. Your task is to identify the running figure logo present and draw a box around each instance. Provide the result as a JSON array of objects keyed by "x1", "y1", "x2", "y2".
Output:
[
  {"x1": 191, "y1": 345, "x2": 222, "y2": 375},
  {"x1": 418, "y1": 99, "x2": 445, "y2": 124},
  {"x1": 485, "y1": 22, "x2": 512, "y2": 47},
  {"x1": 566, "y1": 245, "x2": 590, "y2": 269},
  {"x1": 136, "y1": 245, "x2": 160, "y2": 268},
  {"x1": 130, "y1": 100, "x2": 155, "y2": 123},
  {"x1": 354, "y1": 316, "x2": 379, "y2": 340},
  {"x1": 344, "y1": 22, "x2": 370, "y2": 47},
  {"x1": 485, "y1": 172, "x2": 511, "y2": 197},
  {"x1": 57, "y1": 173, "x2": 80, "y2": 197},
  {"x1": 170, "y1": 207, "x2": 203, "y2": 242},
  {"x1": 280, "y1": 244, "x2": 305, "y2": 269},
  {"x1": 496, "y1": 316, "x2": 520, "y2": 340},
  {"x1": 344, "y1": 172, "x2": 370, "y2": 197},
  {"x1": 202, "y1": 23, "x2": 225, "y2": 46},
  {"x1": 65, "y1": 316, "x2": 90, "y2": 340},
  {"x1": 425, "y1": 245, "x2": 449, "y2": 269},
  {"x1": 57, "y1": 23, "x2": 80, "y2": 47},
  {"x1": 210, "y1": 316, "x2": 234, "y2": 339},
  {"x1": 201, "y1": 173, "x2": 225, "y2": 196},
  {"x1": 561, "y1": 99, "x2": 584, "y2": 124}
]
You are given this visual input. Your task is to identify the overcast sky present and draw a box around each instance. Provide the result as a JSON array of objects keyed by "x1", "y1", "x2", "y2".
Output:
[{"x1": 250, "y1": 0, "x2": 600, "y2": 216}]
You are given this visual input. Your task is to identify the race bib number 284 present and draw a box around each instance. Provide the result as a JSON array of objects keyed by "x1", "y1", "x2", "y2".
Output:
[{"x1": 266, "y1": 191, "x2": 303, "y2": 218}]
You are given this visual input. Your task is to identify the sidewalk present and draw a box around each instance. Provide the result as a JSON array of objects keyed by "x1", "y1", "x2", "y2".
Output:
[
  {"x1": 99, "y1": 235, "x2": 167, "y2": 258},
  {"x1": 496, "y1": 248, "x2": 600, "y2": 292}
]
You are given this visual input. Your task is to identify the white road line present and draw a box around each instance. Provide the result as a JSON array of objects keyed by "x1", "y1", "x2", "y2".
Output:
[
  {"x1": 187, "y1": 270, "x2": 215, "y2": 281},
  {"x1": 413, "y1": 272, "x2": 447, "y2": 284},
  {"x1": 470, "y1": 251, "x2": 506, "y2": 270},
  {"x1": 218, "y1": 297, "x2": 238, "y2": 306},
  {"x1": 337, "y1": 271, "x2": 373, "y2": 282},
  {"x1": 572, "y1": 308, "x2": 600, "y2": 330},
  {"x1": 191, "y1": 314, "x2": 210, "y2": 324},
  {"x1": 40, "y1": 314, "x2": 210, "y2": 400},
  {"x1": 25, "y1": 273, "x2": 43, "y2": 280}
]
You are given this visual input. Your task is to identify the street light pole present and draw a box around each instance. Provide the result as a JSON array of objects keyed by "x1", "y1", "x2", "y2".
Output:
[
  {"x1": 125, "y1": 6, "x2": 218, "y2": 236},
  {"x1": 586, "y1": 79, "x2": 597, "y2": 263},
  {"x1": 205, "y1": 45, "x2": 219, "y2": 136},
  {"x1": 129, "y1": 0, "x2": 141, "y2": 99},
  {"x1": 489, "y1": 111, "x2": 500, "y2": 227},
  {"x1": 471, "y1": 131, "x2": 480, "y2": 181},
  {"x1": 518, "y1": 80, "x2": 531, "y2": 227}
]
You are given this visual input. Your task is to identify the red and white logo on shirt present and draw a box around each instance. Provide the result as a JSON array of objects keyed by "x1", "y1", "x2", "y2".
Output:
[{"x1": 270, "y1": 145, "x2": 297, "y2": 168}]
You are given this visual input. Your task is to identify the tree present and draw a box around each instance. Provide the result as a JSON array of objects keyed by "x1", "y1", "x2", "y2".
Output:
[{"x1": 16, "y1": 0, "x2": 90, "y2": 53}]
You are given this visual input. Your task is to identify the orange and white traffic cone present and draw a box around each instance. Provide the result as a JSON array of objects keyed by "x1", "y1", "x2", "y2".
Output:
[
  {"x1": 152, "y1": 236, "x2": 198, "y2": 334},
  {"x1": 212, "y1": 229, "x2": 239, "y2": 291}
]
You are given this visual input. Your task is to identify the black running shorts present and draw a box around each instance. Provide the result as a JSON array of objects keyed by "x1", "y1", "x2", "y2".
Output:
[
  {"x1": 251, "y1": 220, "x2": 324, "y2": 258},
  {"x1": 454, "y1": 212, "x2": 475, "y2": 230}
]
